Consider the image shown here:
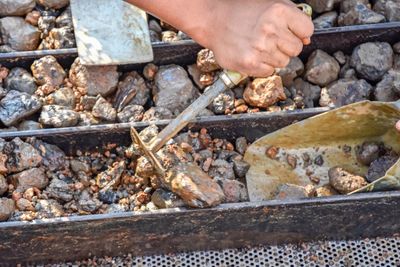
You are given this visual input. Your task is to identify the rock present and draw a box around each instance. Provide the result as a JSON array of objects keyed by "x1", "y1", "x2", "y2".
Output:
[
  {"x1": 0, "y1": 175, "x2": 8, "y2": 195},
  {"x1": 44, "y1": 178, "x2": 73, "y2": 202},
  {"x1": 395, "y1": 55, "x2": 400, "y2": 70},
  {"x1": 96, "y1": 161, "x2": 125, "y2": 189},
  {"x1": 139, "y1": 125, "x2": 159, "y2": 143},
  {"x1": 243, "y1": 75, "x2": 286, "y2": 108},
  {"x1": 31, "y1": 56, "x2": 66, "y2": 87},
  {"x1": 367, "y1": 155, "x2": 399, "y2": 182},
  {"x1": 17, "y1": 120, "x2": 42, "y2": 131},
  {"x1": 196, "y1": 49, "x2": 221, "y2": 72},
  {"x1": 105, "y1": 204, "x2": 128, "y2": 214},
  {"x1": 341, "y1": 0, "x2": 370, "y2": 13},
  {"x1": 356, "y1": 142, "x2": 381, "y2": 166},
  {"x1": 47, "y1": 26, "x2": 76, "y2": 49},
  {"x1": 38, "y1": 15, "x2": 56, "y2": 37},
  {"x1": 78, "y1": 112, "x2": 100, "y2": 126},
  {"x1": 209, "y1": 88, "x2": 235, "y2": 114},
  {"x1": 4, "y1": 138, "x2": 42, "y2": 173},
  {"x1": 304, "y1": 50, "x2": 340, "y2": 86},
  {"x1": 48, "y1": 87, "x2": 75, "y2": 108},
  {"x1": 148, "y1": 20, "x2": 162, "y2": 34},
  {"x1": 274, "y1": 183, "x2": 311, "y2": 200},
  {"x1": 0, "y1": 0, "x2": 35, "y2": 16},
  {"x1": 216, "y1": 179, "x2": 248, "y2": 203},
  {"x1": 374, "y1": 70, "x2": 400, "y2": 101},
  {"x1": 16, "y1": 198, "x2": 34, "y2": 211},
  {"x1": 313, "y1": 11, "x2": 338, "y2": 29},
  {"x1": 114, "y1": 71, "x2": 150, "y2": 111},
  {"x1": 163, "y1": 163, "x2": 225, "y2": 208},
  {"x1": 69, "y1": 58, "x2": 119, "y2": 97},
  {"x1": 151, "y1": 188, "x2": 185, "y2": 208},
  {"x1": 4, "y1": 67, "x2": 37, "y2": 94},
  {"x1": 142, "y1": 106, "x2": 174, "y2": 122},
  {"x1": 235, "y1": 137, "x2": 248, "y2": 155},
  {"x1": 315, "y1": 184, "x2": 339, "y2": 197},
  {"x1": 78, "y1": 190, "x2": 102, "y2": 213},
  {"x1": 80, "y1": 95, "x2": 97, "y2": 111},
  {"x1": 39, "y1": 105, "x2": 79, "y2": 128},
  {"x1": 56, "y1": 7, "x2": 73, "y2": 28},
  {"x1": 0, "y1": 90, "x2": 41, "y2": 126},
  {"x1": 117, "y1": 104, "x2": 144, "y2": 123},
  {"x1": 306, "y1": 0, "x2": 340, "y2": 13},
  {"x1": 275, "y1": 57, "x2": 304, "y2": 87},
  {"x1": 0, "y1": 198, "x2": 15, "y2": 221},
  {"x1": 319, "y1": 79, "x2": 373, "y2": 107},
  {"x1": 92, "y1": 97, "x2": 117, "y2": 122},
  {"x1": 351, "y1": 42, "x2": 393, "y2": 81},
  {"x1": 70, "y1": 159, "x2": 90, "y2": 174},
  {"x1": 328, "y1": 167, "x2": 368, "y2": 194},
  {"x1": 161, "y1": 31, "x2": 179, "y2": 42},
  {"x1": 290, "y1": 78, "x2": 321, "y2": 108},
  {"x1": 154, "y1": 65, "x2": 198, "y2": 115},
  {"x1": 208, "y1": 159, "x2": 235, "y2": 180},
  {"x1": 0, "y1": 17, "x2": 40, "y2": 51},
  {"x1": 187, "y1": 64, "x2": 205, "y2": 89},
  {"x1": 385, "y1": 0, "x2": 400, "y2": 21},
  {"x1": 142, "y1": 63, "x2": 158, "y2": 81},
  {"x1": 10, "y1": 168, "x2": 48, "y2": 191},
  {"x1": 333, "y1": 51, "x2": 347, "y2": 65},
  {"x1": 338, "y1": 4, "x2": 386, "y2": 26},
  {"x1": 233, "y1": 159, "x2": 250, "y2": 178},
  {"x1": 0, "y1": 45, "x2": 15, "y2": 53},
  {"x1": 35, "y1": 199, "x2": 64, "y2": 218},
  {"x1": 98, "y1": 190, "x2": 120, "y2": 205},
  {"x1": 29, "y1": 138, "x2": 66, "y2": 171},
  {"x1": 36, "y1": 0, "x2": 69, "y2": 9},
  {"x1": 394, "y1": 42, "x2": 400, "y2": 54}
]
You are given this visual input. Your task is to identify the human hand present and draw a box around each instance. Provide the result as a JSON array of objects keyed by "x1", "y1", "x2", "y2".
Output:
[{"x1": 193, "y1": 0, "x2": 314, "y2": 77}]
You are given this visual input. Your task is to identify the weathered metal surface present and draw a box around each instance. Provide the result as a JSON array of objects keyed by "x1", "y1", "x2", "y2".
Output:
[
  {"x1": 70, "y1": 0, "x2": 153, "y2": 65},
  {"x1": 0, "y1": 191, "x2": 399, "y2": 265},
  {"x1": 245, "y1": 100, "x2": 400, "y2": 201}
]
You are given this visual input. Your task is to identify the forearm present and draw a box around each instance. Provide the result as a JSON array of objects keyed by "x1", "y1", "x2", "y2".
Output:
[{"x1": 125, "y1": 0, "x2": 216, "y2": 47}]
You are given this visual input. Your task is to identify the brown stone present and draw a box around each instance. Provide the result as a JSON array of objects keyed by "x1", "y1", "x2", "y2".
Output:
[
  {"x1": 10, "y1": 167, "x2": 48, "y2": 191},
  {"x1": 243, "y1": 76, "x2": 286, "y2": 108}
]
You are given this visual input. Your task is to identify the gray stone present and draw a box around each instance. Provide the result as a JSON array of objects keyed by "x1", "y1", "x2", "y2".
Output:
[
  {"x1": 117, "y1": 104, "x2": 144, "y2": 123},
  {"x1": 274, "y1": 183, "x2": 310, "y2": 200},
  {"x1": 80, "y1": 95, "x2": 97, "y2": 111},
  {"x1": 47, "y1": 26, "x2": 76, "y2": 49},
  {"x1": 351, "y1": 42, "x2": 393, "y2": 82},
  {"x1": 18, "y1": 120, "x2": 42, "y2": 131},
  {"x1": 305, "y1": 50, "x2": 340, "y2": 86},
  {"x1": 38, "y1": 15, "x2": 56, "y2": 37},
  {"x1": 70, "y1": 159, "x2": 90, "y2": 174},
  {"x1": 0, "y1": 0, "x2": 35, "y2": 16},
  {"x1": 385, "y1": 0, "x2": 400, "y2": 21},
  {"x1": 92, "y1": 97, "x2": 117, "y2": 122},
  {"x1": 114, "y1": 71, "x2": 150, "y2": 111},
  {"x1": 0, "y1": 17, "x2": 40, "y2": 51},
  {"x1": 216, "y1": 178, "x2": 248, "y2": 203},
  {"x1": 4, "y1": 67, "x2": 37, "y2": 94},
  {"x1": 208, "y1": 159, "x2": 235, "y2": 180},
  {"x1": 367, "y1": 155, "x2": 399, "y2": 182},
  {"x1": 29, "y1": 138, "x2": 66, "y2": 171},
  {"x1": 393, "y1": 42, "x2": 400, "y2": 54},
  {"x1": 36, "y1": 0, "x2": 69, "y2": 9},
  {"x1": 105, "y1": 204, "x2": 128, "y2": 214},
  {"x1": 313, "y1": 11, "x2": 338, "y2": 29},
  {"x1": 319, "y1": 79, "x2": 373, "y2": 107},
  {"x1": 340, "y1": 0, "x2": 370, "y2": 13},
  {"x1": 154, "y1": 65, "x2": 198, "y2": 115},
  {"x1": 187, "y1": 64, "x2": 205, "y2": 89},
  {"x1": 373, "y1": 0, "x2": 389, "y2": 15},
  {"x1": 69, "y1": 58, "x2": 119, "y2": 97},
  {"x1": 338, "y1": 4, "x2": 386, "y2": 26},
  {"x1": 78, "y1": 190, "x2": 102, "y2": 213},
  {"x1": 275, "y1": 57, "x2": 304, "y2": 87},
  {"x1": 209, "y1": 88, "x2": 235, "y2": 115},
  {"x1": 4, "y1": 138, "x2": 42, "y2": 173},
  {"x1": 142, "y1": 107, "x2": 174, "y2": 122},
  {"x1": 45, "y1": 178, "x2": 73, "y2": 202},
  {"x1": 31, "y1": 56, "x2": 66, "y2": 87},
  {"x1": 56, "y1": 7, "x2": 73, "y2": 28},
  {"x1": 49, "y1": 87, "x2": 75, "y2": 108},
  {"x1": 0, "y1": 175, "x2": 8, "y2": 195},
  {"x1": 39, "y1": 105, "x2": 80, "y2": 128},
  {"x1": 10, "y1": 168, "x2": 48, "y2": 192},
  {"x1": 35, "y1": 199, "x2": 64, "y2": 218},
  {"x1": 290, "y1": 78, "x2": 321, "y2": 108},
  {"x1": 235, "y1": 137, "x2": 248, "y2": 155},
  {"x1": 0, "y1": 45, "x2": 15, "y2": 53},
  {"x1": 394, "y1": 55, "x2": 400, "y2": 70},
  {"x1": 78, "y1": 112, "x2": 100, "y2": 126},
  {"x1": 151, "y1": 188, "x2": 185, "y2": 208},
  {"x1": 0, "y1": 90, "x2": 41, "y2": 126},
  {"x1": 0, "y1": 198, "x2": 15, "y2": 221},
  {"x1": 333, "y1": 51, "x2": 347, "y2": 65},
  {"x1": 233, "y1": 159, "x2": 250, "y2": 178},
  {"x1": 374, "y1": 70, "x2": 400, "y2": 101}
]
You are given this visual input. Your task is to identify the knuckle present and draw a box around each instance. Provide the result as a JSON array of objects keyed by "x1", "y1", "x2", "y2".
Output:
[
  {"x1": 270, "y1": 3, "x2": 286, "y2": 15},
  {"x1": 241, "y1": 54, "x2": 258, "y2": 69},
  {"x1": 276, "y1": 56, "x2": 290, "y2": 68},
  {"x1": 262, "y1": 23, "x2": 277, "y2": 36}
]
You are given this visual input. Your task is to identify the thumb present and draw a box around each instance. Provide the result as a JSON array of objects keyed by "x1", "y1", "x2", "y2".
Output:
[{"x1": 395, "y1": 120, "x2": 400, "y2": 132}]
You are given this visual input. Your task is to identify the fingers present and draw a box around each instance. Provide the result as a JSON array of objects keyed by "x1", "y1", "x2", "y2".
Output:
[
  {"x1": 276, "y1": 30, "x2": 304, "y2": 57},
  {"x1": 286, "y1": 6, "x2": 314, "y2": 40},
  {"x1": 396, "y1": 120, "x2": 400, "y2": 132},
  {"x1": 246, "y1": 62, "x2": 275, "y2": 78},
  {"x1": 262, "y1": 46, "x2": 290, "y2": 68}
]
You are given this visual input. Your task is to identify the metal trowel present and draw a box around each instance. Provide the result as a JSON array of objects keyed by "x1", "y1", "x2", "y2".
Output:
[
  {"x1": 244, "y1": 100, "x2": 400, "y2": 202},
  {"x1": 70, "y1": 0, "x2": 153, "y2": 65}
]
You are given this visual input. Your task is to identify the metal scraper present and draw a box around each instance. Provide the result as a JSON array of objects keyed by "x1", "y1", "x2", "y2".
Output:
[{"x1": 70, "y1": 0, "x2": 153, "y2": 65}]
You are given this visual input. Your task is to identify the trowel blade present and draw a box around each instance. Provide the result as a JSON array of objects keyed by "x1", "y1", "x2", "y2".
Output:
[{"x1": 70, "y1": 0, "x2": 153, "y2": 65}]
